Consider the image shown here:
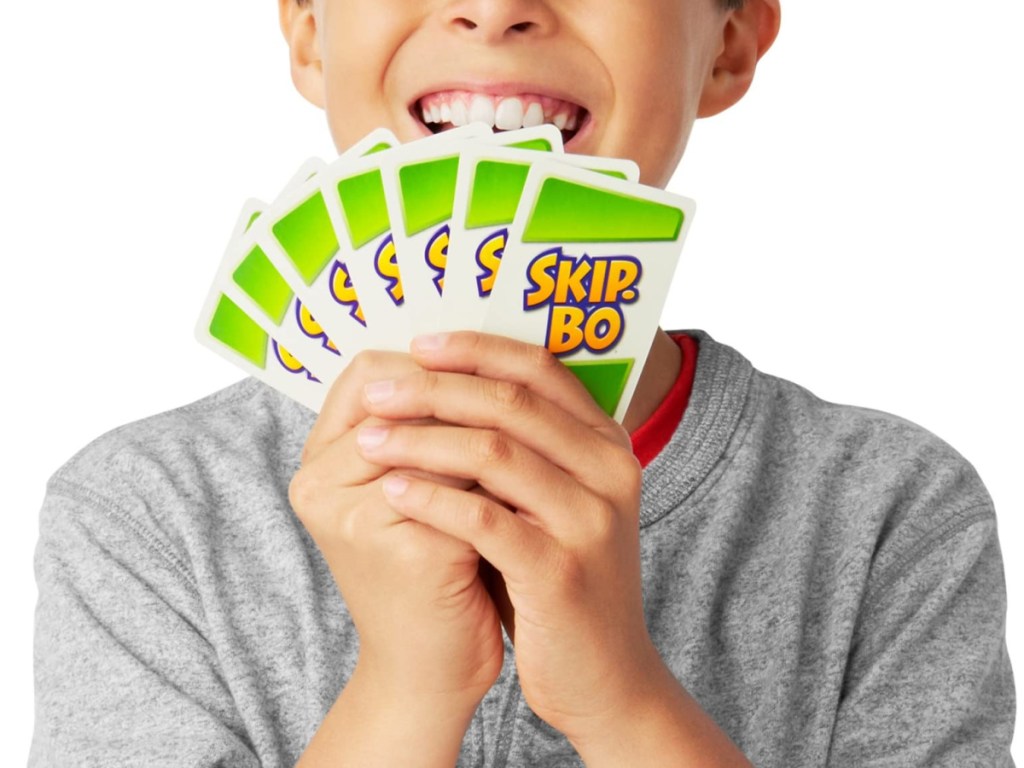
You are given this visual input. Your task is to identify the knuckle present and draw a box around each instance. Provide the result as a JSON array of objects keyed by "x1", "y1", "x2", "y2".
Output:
[
  {"x1": 419, "y1": 369, "x2": 442, "y2": 397},
  {"x1": 619, "y1": 451, "x2": 643, "y2": 499},
  {"x1": 288, "y1": 467, "x2": 320, "y2": 515},
  {"x1": 346, "y1": 349, "x2": 410, "y2": 386},
  {"x1": 337, "y1": 508, "x2": 357, "y2": 544},
  {"x1": 454, "y1": 330, "x2": 482, "y2": 354},
  {"x1": 489, "y1": 379, "x2": 531, "y2": 415},
  {"x1": 549, "y1": 548, "x2": 587, "y2": 595},
  {"x1": 607, "y1": 421, "x2": 633, "y2": 451},
  {"x1": 595, "y1": 443, "x2": 643, "y2": 500},
  {"x1": 529, "y1": 343, "x2": 560, "y2": 376},
  {"x1": 587, "y1": 499, "x2": 619, "y2": 544},
  {"x1": 346, "y1": 350, "x2": 378, "y2": 380},
  {"x1": 419, "y1": 478, "x2": 445, "y2": 509},
  {"x1": 463, "y1": 495, "x2": 498, "y2": 533},
  {"x1": 474, "y1": 430, "x2": 513, "y2": 465}
]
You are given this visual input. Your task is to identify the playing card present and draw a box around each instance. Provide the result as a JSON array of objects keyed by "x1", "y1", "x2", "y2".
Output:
[
  {"x1": 196, "y1": 290, "x2": 327, "y2": 411},
  {"x1": 203, "y1": 153, "x2": 369, "y2": 383},
  {"x1": 244, "y1": 129, "x2": 402, "y2": 358},
  {"x1": 312, "y1": 123, "x2": 493, "y2": 350},
  {"x1": 439, "y1": 145, "x2": 639, "y2": 334},
  {"x1": 481, "y1": 161, "x2": 694, "y2": 422},
  {"x1": 197, "y1": 128, "x2": 697, "y2": 421},
  {"x1": 379, "y1": 125, "x2": 565, "y2": 334}
]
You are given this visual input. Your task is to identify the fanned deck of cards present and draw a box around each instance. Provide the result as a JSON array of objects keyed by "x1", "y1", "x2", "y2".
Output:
[{"x1": 196, "y1": 124, "x2": 696, "y2": 423}]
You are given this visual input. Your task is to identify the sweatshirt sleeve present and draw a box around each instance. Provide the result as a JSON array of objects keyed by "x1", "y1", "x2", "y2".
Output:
[
  {"x1": 30, "y1": 479, "x2": 260, "y2": 768},
  {"x1": 826, "y1": 504, "x2": 1016, "y2": 767}
]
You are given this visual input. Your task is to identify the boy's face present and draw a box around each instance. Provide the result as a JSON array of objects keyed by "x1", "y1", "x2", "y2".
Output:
[{"x1": 288, "y1": 0, "x2": 771, "y2": 187}]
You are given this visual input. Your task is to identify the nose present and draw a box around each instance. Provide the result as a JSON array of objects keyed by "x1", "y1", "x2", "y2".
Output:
[{"x1": 444, "y1": 0, "x2": 556, "y2": 43}]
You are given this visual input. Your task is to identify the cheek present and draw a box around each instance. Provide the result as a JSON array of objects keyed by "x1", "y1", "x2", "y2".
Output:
[
  {"x1": 600, "y1": 19, "x2": 712, "y2": 185},
  {"x1": 318, "y1": 7, "x2": 419, "y2": 151},
  {"x1": 602, "y1": 60, "x2": 694, "y2": 186},
  {"x1": 321, "y1": 71, "x2": 389, "y2": 152},
  {"x1": 320, "y1": 47, "x2": 394, "y2": 150}
]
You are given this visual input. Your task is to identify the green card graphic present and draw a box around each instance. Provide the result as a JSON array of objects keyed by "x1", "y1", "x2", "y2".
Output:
[
  {"x1": 271, "y1": 192, "x2": 339, "y2": 285},
  {"x1": 209, "y1": 294, "x2": 269, "y2": 368},
  {"x1": 232, "y1": 245, "x2": 294, "y2": 326},
  {"x1": 565, "y1": 359, "x2": 635, "y2": 417},
  {"x1": 523, "y1": 179, "x2": 684, "y2": 243}
]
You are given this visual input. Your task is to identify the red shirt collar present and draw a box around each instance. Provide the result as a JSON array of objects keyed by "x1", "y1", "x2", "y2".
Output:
[{"x1": 629, "y1": 334, "x2": 698, "y2": 468}]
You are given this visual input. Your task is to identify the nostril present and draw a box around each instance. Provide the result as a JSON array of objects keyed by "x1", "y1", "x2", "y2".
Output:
[
  {"x1": 510, "y1": 22, "x2": 534, "y2": 33},
  {"x1": 454, "y1": 17, "x2": 478, "y2": 30}
]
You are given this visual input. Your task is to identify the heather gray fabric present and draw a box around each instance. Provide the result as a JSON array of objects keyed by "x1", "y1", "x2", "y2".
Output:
[{"x1": 31, "y1": 331, "x2": 1015, "y2": 767}]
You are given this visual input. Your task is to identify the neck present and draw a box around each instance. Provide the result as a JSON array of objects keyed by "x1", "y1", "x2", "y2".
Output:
[{"x1": 622, "y1": 328, "x2": 681, "y2": 434}]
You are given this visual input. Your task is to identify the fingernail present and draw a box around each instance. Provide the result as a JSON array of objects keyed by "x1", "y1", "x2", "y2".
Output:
[
  {"x1": 383, "y1": 476, "x2": 410, "y2": 498},
  {"x1": 356, "y1": 426, "x2": 389, "y2": 450},
  {"x1": 364, "y1": 379, "x2": 395, "y2": 404},
  {"x1": 412, "y1": 333, "x2": 446, "y2": 353}
]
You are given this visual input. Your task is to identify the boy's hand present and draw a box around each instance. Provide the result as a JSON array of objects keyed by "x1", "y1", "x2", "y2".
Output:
[
  {"x1": 355, "y1": 332, "x2": 669, "y2": 746},
  {"x1": 289, "y1": 350, "x2": 505, "y2": 712}
]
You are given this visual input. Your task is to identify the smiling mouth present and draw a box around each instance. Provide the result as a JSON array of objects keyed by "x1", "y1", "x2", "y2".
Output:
[{"x1": 414, "y1": 90, "x2": 590, "y2": 144}]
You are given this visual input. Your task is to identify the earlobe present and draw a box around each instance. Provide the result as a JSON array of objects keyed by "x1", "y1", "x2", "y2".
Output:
[
  {"x1": 697, "y1": 0, "x2": 781, "y2": 118},
  {"x1": 278, "y1": 0, "x2": 326, "y2": 109}
]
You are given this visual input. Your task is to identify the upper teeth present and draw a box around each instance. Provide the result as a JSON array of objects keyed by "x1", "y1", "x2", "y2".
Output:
[{"x1": 418, "y1": 91, "x2": 583, "y2": 133}]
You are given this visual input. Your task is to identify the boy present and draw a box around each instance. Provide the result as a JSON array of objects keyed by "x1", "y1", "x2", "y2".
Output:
[{"x1": 31, "y1": 1, "x2": 1015, "y2": 767}]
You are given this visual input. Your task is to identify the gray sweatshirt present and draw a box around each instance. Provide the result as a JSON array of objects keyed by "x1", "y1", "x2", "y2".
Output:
[{"x1": 30, "y1": 331, "x2": 1015, "y2": 766}]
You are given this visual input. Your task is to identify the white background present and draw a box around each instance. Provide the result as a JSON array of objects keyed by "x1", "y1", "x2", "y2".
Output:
[{"x1": 2, "y1": 0, "x2": 1021, "y2": 760}]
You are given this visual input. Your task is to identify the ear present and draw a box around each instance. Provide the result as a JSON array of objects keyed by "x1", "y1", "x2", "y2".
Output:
[
  {"x1": 697, "y1": 0, "x2": 781, "y2": 118},
  {"x1": 278, "y1": 0, "x2": 326, "y2": 109}
]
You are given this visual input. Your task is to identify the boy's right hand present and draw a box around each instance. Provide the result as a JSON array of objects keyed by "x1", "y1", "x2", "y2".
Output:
[{"x1": 289, "y1": 351, "x2": 505, "y2": 712}]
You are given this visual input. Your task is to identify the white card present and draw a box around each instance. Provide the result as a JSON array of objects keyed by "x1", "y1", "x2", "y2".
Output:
[
  {"x1": 314, "y1": 123, "x2": 493, "y2": 350},
  {"x1": 244, "y1": 129, "x2": 402, "y2": 358},
  {"x1": 439, "y1": 146, "x2": 639, "y2": 334},
  {"x1": 380, "y1": 125, "x2": 565, "y2": 335},
  {"x1": 481, "y1": 162, "x2": 694, "y2": 422}
]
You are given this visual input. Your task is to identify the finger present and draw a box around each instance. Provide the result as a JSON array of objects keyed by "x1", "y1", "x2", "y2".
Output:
[
  {"x1": 382, "y1": 474, "x2": 553, "y2": 588},
  {"x1": 408, "y1": 332, "x2": 626, "y2": 446},
  {"x1": 299, "y1": 415, "x2": 396, "y2": 485},
  {"x1": 290, "y1": 463, "x2": 475, "y2": 559},
  {"x1": 305, "y1": 350, "x2": 423, "y2": 462},
  {"x1": 361, "y1": 369, "x2": 631, "y2": 493},
  {"x1": 300, "y1": 414, "x2": 479, "y2": 490},
  {"x1": 289, "y1": 461, "x2": 406, "y2": 540},
  {"x1": 356, "y1": 423, "x2": 597, "y2": 538}
]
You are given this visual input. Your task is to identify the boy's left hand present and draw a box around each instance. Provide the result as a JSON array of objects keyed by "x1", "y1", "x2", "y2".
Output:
[{"x1": 355, "y1": 331, "x2": 669, "y2": 746}]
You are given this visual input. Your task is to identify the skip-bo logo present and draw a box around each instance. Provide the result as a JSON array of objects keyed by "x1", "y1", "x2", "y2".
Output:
[
  {"x1": 373, "y1": 234, "x2": 404, "y2": 306},
  {"x1": 426, "y1": 225, "x2": 449, "y2": 295},
  {"x1": 296, "y1": 301, "x2": 341, "y2": 356},
  {"x1": 329, "y1": 260, "x2": 367, "y2": 327},
  {"x1": 523, "y1": 248, "x2": 642, "y2": 356},
  {"x1": 475, "y1": 228, "x2": 507, "y2": 298},
  {"x1": 273, "y1": 340, "x2": 319, "y2": 382}
]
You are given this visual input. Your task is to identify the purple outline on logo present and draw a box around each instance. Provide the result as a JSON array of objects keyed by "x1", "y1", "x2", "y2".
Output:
[
  {"x1": 272, "y1": 339, "x2": 320, "y2": 382},
  {"x1": 295, "y1": 300, "x2": 342, "y2": 356}
]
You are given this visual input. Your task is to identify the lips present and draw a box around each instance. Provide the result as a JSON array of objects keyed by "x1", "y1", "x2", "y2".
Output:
[{"x1": 414, "y1": 90, "x2": 589, "y2": 141}]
